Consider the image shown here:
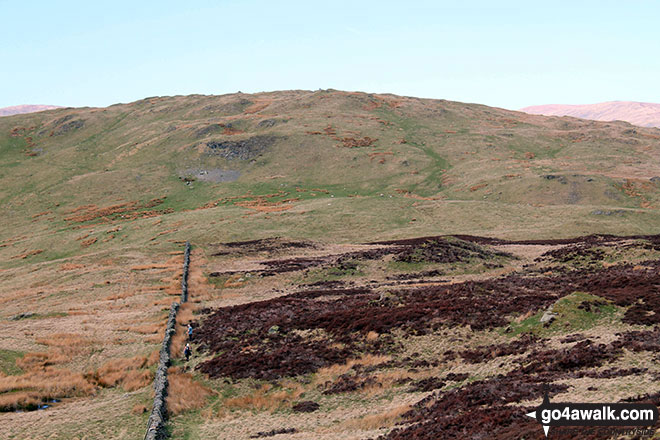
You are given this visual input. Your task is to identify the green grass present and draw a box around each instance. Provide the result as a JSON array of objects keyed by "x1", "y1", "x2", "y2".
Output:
[
  {"x1": 0, "y1": 349, "x2": 24, "y2": 375},
  {"x1": 300, "y1": 259, "x2": 364, "y2": 284},
  {"x1": 504, "y1": 292, "x2": 620, "y2": 337}
]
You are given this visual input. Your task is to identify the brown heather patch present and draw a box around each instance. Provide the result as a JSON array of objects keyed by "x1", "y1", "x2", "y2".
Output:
[{"x1": 166, "y1": 367, "x2": 214, "y2": 415}]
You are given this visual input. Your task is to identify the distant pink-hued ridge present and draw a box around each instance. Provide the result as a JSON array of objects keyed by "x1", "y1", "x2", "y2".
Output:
[
  {"x1": 0, "y1": 105, "x2": 62, "y2": 117},
  {"x1": 521, "y1": 101, "x2": 660, "y2": 128}
]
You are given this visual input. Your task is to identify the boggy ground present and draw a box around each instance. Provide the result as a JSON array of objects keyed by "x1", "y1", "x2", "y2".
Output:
[{"x1": 170, "y1": 234, "x2": 660, "y2": 439}]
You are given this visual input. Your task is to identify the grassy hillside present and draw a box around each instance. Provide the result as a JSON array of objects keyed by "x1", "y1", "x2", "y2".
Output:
[
  {"x1": 2, "y1": 90, "x2": 660, "y2": 268},
  {"x1": 2, "y1": 90, "x2": 660, "y2": 439}
]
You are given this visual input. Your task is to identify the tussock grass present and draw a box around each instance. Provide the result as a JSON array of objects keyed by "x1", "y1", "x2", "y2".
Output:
[
  {"x1": 16, "y1": 351, "x2": 68, "y2": 370},
  {"x1": 166, "y1": 367, "x2": 213, "y2": 415},
  {"x1": 126, "y1": 323, "x2": 165, "y2": 334},
  {"x1": 340, "y1": 405, "x2": 412, "y2": 431},
  {"x1": 35, "y1": 333, "x2": 94, "y2": 356},
  {"x1": 132, "y1": 404, "x2": 148, "y2": 414},
  {"x1": 313, "y1": 354, "x2": 391, "y2": 386},
  {"x1": 0, "y1": 367, "x2": 96, "y2": 411},
  {"x1": 152, "y1": 297, "x2": 175, "y2": 306},
  {"x1": 17, "y1": 334, "x2": 95, "y2": 370},
  {"x1": 91, "y1": 355, "x2": 152, "y2": 391},
  {"x1": 223, "y1": 381, "x2": 303, "y2": 413},
  {"x1": 147, "y1": 349, "x2": 160, "y2": 366}
]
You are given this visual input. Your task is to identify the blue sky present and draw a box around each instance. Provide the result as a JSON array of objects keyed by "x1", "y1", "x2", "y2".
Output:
[{"x1": 1, "y1": 0, "x2": 658, "y2": 109}]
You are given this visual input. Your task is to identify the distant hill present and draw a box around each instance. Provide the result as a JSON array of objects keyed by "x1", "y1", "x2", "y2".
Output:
[
  {"x1": 0, "y1": 104, "x2": 62, "y2": 117},
  {"x1": 521, "y1": 101, "x2": 660, "y2": 128},
  {"x1": 2, "y1": 89, "x2": 660, "y2": 267}
]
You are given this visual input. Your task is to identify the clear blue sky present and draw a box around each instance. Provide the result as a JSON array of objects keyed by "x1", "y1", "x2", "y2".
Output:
[{"x1": 1, "y1": 0, "x2": 659, "y2": 109}]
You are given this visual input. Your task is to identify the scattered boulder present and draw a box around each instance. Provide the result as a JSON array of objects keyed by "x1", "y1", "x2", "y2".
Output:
[
  {"x1": 292, "y1": 401, "x2": 320, "y2": 413},
  {"x1": 250, "y1": 428, "x2": 297, "y2": 438},
  {"x1": 52, "y1": 116, "x2": 85, "y2": 135},
  {"x1": 591, "y1": 209, "x2": 626, "y2": 216},
  {"x1": 257, "y1": 119, "x2": 284, "y2": 128},
  {"x1": 542, "y1": 174, "x2": 567, "y2": 184},
  {"x1": 540, "y1": 309, "x2": 557, "y2": 324},
  {"x1": 206, "y1": 135, "x2": 277, "y2": 160},
  {"x1": 10, "y1": 312, "x2": 35, "y2": 320}
]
